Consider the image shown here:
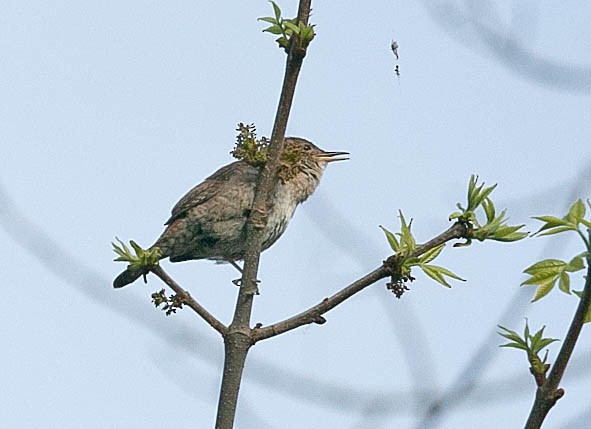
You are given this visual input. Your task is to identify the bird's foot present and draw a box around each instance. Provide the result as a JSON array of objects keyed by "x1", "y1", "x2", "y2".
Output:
[
  {"x1": 232, "y1": 277, "x2": 261, "y2": 295},
  {"x1": 229, "y1": 260, "x2": 260, "y2": 294}
]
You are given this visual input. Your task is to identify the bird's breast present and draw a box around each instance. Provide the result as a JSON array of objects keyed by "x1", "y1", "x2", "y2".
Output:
[{"x1": 260, "y1": 185, "x2": 300, "y2": 250}]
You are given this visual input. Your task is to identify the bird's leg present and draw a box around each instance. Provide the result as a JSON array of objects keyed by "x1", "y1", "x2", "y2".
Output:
[
  {"x1": 230, "y1": 260, "x2": 260, "y2": 295},
  {"x1": 230, "y1": 260, "x2": 243, "y2": 286},
  {"x1": 229, "y1": 260, "x2": 243, "y2": 273},
  {"x1": 230, "y1": 260, "x2": 243, "y2": 287}
]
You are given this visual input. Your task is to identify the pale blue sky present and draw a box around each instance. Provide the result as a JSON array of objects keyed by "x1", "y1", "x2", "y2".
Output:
[{"x1": 2, "y1": 1, "x2": 591, "y2": 428}]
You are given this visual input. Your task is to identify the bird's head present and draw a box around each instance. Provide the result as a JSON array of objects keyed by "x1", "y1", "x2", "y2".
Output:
[{"x1": 279, "y1": 137, "x2": 348, "y2": 183}]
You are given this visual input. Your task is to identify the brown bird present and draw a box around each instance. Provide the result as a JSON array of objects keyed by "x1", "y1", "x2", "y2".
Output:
[{"x1": 113, "y1": 137, "x2": 348, "y2": 288}]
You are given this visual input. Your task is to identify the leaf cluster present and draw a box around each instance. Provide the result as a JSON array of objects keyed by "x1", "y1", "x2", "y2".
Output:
[
  {"x1": 259, "y1": 1, "x2": 315, "y2": 52},
  {"x1": 499, "y1": 321, "x2": 559, "y2": 381},
  {"x1": 112, "y1": 238, "x2": 162, "y2": 282},
  {"x1": 230, "y1": 123, "x2": 269, "y2": 167},
  {"x1": 533, "y1": 199, "x2": 591, "y2": 250},
  {"x1": 523, "y1": 199, "x2": 591, "y2": 319},
  {"x1": 380, "y1": 175, "x2": 526, "y2": 292},
  {"x1": 381, "y1": 211, "x2": 464, "y2": 289},
  {"x1": 522, "y1": 256, "x2": 585, "y2": 302},
  {"x1": 449, "y1": 175, "x2": 527, "y2": 245}
]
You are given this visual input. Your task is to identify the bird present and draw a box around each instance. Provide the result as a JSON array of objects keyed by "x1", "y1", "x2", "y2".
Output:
[{"x1": 113, "y1": 137, "x2": 348, "y2": 288}]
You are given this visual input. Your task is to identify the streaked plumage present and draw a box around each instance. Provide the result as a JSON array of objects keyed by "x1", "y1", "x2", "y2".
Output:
[{"x1": 113, "y1": 137, "x2": 347, "y2": 288}]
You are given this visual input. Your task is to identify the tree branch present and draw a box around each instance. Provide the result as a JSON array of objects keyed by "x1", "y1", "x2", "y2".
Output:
[
  {"x1": 524, "y1": 258, "x2": 591, "y2": 429},
  {"x1": 253, "y1": 266, "x2": 389, "y2": 341},
  {"x1": 409, "y1": 222, "x2": 470, "y2": 257},
  {"x1": 215, "y1": 2, "x2": 312, "y2": 429},
  {"x1": 151, "y1": 265, "x2": 227, "y2": 336},
  {"x1": 253, "y1": 222, "x2": 469, "y2": 342}
]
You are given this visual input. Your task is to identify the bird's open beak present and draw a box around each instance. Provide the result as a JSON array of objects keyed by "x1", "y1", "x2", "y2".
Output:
[{"x1": 318, "y1": 151, "x2": 350, "y2": 163}]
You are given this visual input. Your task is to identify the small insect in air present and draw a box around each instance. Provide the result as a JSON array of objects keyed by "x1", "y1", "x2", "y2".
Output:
[
  {"x1": 390, "y1": 40, "x2": 399, "y2": 60},
  {"x1": 390, "y1": 40, "x2": 400, "y2": 80}
]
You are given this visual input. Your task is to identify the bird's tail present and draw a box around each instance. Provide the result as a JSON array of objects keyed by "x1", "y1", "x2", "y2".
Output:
[{"x1": 113, "y1": 267, "x2": 145, "y2": 288}]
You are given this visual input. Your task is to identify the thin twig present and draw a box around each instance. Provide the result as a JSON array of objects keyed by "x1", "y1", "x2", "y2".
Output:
[
  {"x1": 151, "y1": 265, "x2": 227, "y2": 336},
  {"x1": 253, "y1": 222, "x2": 469, "y2": 342},
  {"x1": 524, "y1": 259, "x2": 591, "y2": 428},
  {"x1": 253, "y1": 266, "x2": 389, "y2": 341}
]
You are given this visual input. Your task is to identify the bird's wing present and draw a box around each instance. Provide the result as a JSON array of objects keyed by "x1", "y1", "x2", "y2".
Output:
[{"x1": 165, "y1": 161, "x2": 259, "y2": 225}]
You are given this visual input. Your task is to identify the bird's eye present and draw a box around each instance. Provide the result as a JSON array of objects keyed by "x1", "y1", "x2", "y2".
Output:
[{"x1": 303, "y1": 144, "x2": 311, "y2": 151}]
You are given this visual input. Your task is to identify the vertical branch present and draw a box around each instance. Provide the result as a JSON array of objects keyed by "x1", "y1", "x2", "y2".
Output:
[
  {"x1": 215, "y1": 2, "x2": 312, "y2": 428},
  {"x1": 524, "y1": 259, "x2": 591, "y2": 428},
  {"x1": 232, "y1": 0, "x2": 312, "y2": 321}
]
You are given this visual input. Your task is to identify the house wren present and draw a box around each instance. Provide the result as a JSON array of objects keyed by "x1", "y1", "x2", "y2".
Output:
[{"x1": 113, "y1": 137, "x2": 348, "y2": 288}]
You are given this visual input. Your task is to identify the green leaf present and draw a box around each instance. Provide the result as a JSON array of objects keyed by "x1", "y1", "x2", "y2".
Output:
[
  {"x1": 489, "y1": 224, "x2": 528, "y2": 241},
  {"x1": 299, "y1": 23, "x2": 315, "y2": 43},
  {"x1": 523, "y1": 259, "x2": 566, "y2": 275},
  {"x1": 530, "y1": 325, "x2": 542, "y2": 344},
  {"x1": 469, "y1": 182, "x2": 484, "y2": 209},
  {"x1": 112, "y1": 238, "x2": 161, "y2": 272},
  {"x1": 258, "y1": 17, "x2": 278, "y2": 24},
  {"x1": 263, "y1": 25, "x2": 284, "y2": 35},
  {"x1": 398, "y1": 211, "x2": 416, "y2": 252},
  {"x1": 498, "y1": 325, "x2": 529, "y2": 350},
  {"x1": 535, "y1": 337, "x2": 560, "y2": 351},
  {"x1": 112, "y1": 237, "x2": 132, "y2": 261},
  {"x1": 498, "y1": 325, "x2": 523, "y2": 343},
  {"x1": 566, "y1": 255, "x2": 585, "y2": 272},
  {"x1": 558, "y1": 272, "x2": 571, "y2": 294},
  {"x1": 521, "y1": 273, "x2": 559, "y2": 286},
  {"x1": 537, "y1": 225, "x2": 578, "y2": 237},
  {"x1": 473, "y1": 184, "x2": 497, "y2": 209},
  {"x1": 276, "y1": 36, "x2": 289, "y2": 48},
  {"x1": 532, "y1": 215, "x2": 569, "y2": 231},
  {"x1": 521, "y1": 266, "x2": 561, "y2": 284},
  {"x1": 420, "y1": 264, "x2": 465, "y2": 288},
  {"x1": 420, "y1": 244, "x2": 445, "y2": 264},
  {"x1": 404, "y1": 256, "x2": 421, "y2": 267},
  {"x1": 271, "y1": 0, "x2": 281, "y2": 21},
  {"x1": 130, "y1": 240, "x2": 143, "y2": 254},
  {"x1": 459, "y1": 185, "x2": 528, "y2": 243},
  {"x1": 464, "y1": 175, "x2": 497, "y2": 212},
  {"x1": 491, "y1": 231, "x2": 529, "y2": 242},
  {"x1": 531, "y1": 278, "x2": 557, "y2": 302},
  {"x1": 482, "y1": 197, "x2": 496, "y2": 223},
  {"x1": 431, "y1": 265, "x2": 465, "y2": 281},
  {"x1": 468, "y1": 175, "x2": 477, "y2": 194},
  {"x1": 566, "y1": 199, "x2": 586, "y2": 224},
  {"x1": 499, "y1": 322, "x2": 559, "y2": 368},
  {"x1": 449, "y1": 211, "x2": 462, "y2": 221},
  {"x1": 494, "y1": 224, "x2": 525, "y2": 236},
  {"x1": 528, "y1": 325, "x2": 559, "y2": 354},
  {"x1": 284, "y1": 21, "x2": 300, "y2": 34},
  {"x1": 380, "y1": 225, "x2": 399, "y2": 251},
  {"x1": 521, "y1": 264, "x2": 561, "y2": 283},
  {"x1": 500, "y1": 342, "x2": 529, "y2": 350},
  {"x1": 421, "y1": 265, "x2": 452, "y2": 287}
]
